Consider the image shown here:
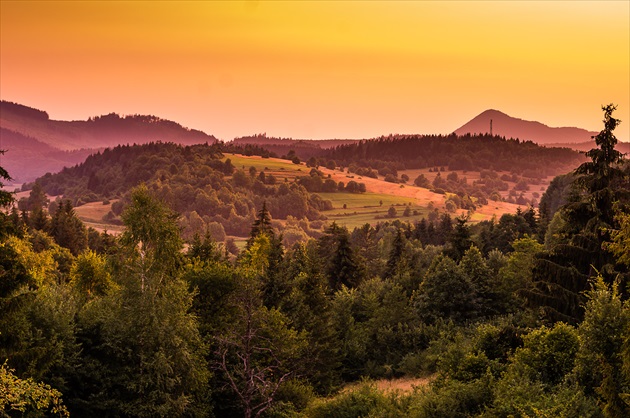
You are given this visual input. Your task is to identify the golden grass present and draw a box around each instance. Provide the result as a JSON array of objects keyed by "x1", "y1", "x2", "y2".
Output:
[{"x1": 342, "y1": 376, "x2": 434, "y2": 394}]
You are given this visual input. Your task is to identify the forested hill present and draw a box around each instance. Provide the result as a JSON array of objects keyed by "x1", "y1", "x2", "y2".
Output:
[
  {"x1": 325, "y1": 134, "x2": 584, "y2": 178},
  {"x1": 27, "y1": 142, "x2": 333, "y2": 237},
  {"x1": 0, "y1": 100, "x2": 218, "y2": 151},
  {"x1": 230, "y1": 134, "x2": 359, "y2": 159}
]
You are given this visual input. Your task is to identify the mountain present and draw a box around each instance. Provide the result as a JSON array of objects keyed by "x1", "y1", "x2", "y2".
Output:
[
  {"x1": 0, "y1": 128, "x2": 95, "y2": 184},
  {"x1": 454, "y1": 109, "x2": 599, "y2": 145},
  {"x1": 0, "y1": 101, "x2": 217, "y2": 151},
  {"x1": 0, "y1": 101, "x2": 219, "y2": 183}
]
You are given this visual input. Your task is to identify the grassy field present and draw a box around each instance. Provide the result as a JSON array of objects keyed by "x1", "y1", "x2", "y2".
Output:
[
  {"x1": 73, "y1": 200, "x2": 124, "y2": 234},
  {"x1": 342, "y1": 377, "x2": 433, "y2": 394},
  {"x1": 398, "y1": 167, "x2": 551, "y2": 205},
  {"x1": 222, "y1": 153, "x2": 317, "y2": 183},
  {"x1": 316, "y1": 191, "x2": 431, "y2": 230}
]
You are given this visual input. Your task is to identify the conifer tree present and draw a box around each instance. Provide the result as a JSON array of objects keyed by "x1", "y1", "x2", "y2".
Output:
[
  {"x1": 0, "y1": 152, "x2": 13, "y2": 208},
  {"x1": 384, "y1": 228, "x2": 406, "y2": 280},
  {"x1": 247, "y1": 201, "x2": 273, "y2": 248},
  {"x1": 526, "y1": 105, "x2": 629, "y2": 323},
  {"x1": 319, "y1": 223, "x2": 362, "y2": 290}
]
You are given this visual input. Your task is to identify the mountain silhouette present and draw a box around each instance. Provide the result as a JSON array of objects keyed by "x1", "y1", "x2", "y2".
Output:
[
  {"x1": 0, "y1": 101, "x2": 218, "y2": 182},
  {"x1": 454, "y1": 109, "x2": 598, "y2": 145},
  {"x1": 0, "y1": 101, "x2": 217, "y2": 151}
]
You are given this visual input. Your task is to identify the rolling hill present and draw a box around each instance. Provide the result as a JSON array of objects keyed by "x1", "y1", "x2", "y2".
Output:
[{"x1": 0, "y1": 100, "x2": 219, "y2": 182}]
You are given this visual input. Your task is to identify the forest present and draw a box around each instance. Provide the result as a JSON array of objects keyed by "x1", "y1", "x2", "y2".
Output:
[
  {"x1": 1, "y1": 105, "x2": 629, "y2": 417},
  {"x1": 22, "y1": 142, "x2": 336, "y2": 240},
  {"x1": 325, "y1": 133, "x2": 584, "y2": 178}
]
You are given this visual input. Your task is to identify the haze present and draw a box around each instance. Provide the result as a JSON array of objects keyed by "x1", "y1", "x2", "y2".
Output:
[{"x1": 1, "y1": 0, "x2": 628, "y2": 141}]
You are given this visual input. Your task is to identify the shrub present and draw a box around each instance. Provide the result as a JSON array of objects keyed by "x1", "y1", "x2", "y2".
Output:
[{"x1": 306, "y1": 382, "x2": 406, "y2": 418}]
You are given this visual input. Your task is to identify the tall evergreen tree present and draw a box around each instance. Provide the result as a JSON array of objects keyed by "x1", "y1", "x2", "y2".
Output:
[
  {"x1": 526, "y1": 105, "x2": 629, "y2": 323},
  {"x1": 319, "y1": 223, "x2": 362, "y2": 290},
  {"x1": 247, "y1": 201, "x2": 273, "y2": 248},
  {"x1": 0, "y1": 152, "x2": 13, "y2": 208},
  {"x1": 384, "y1": 228, "x2": 406, "y2": 280},
  {"x1": 50, "y1": 200, "x2": 87, "y2": 256}
]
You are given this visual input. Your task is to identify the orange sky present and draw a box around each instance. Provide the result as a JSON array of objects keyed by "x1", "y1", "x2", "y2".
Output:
[{"x1": 1, "y1": 1, "x2": 629, "y2": 141}]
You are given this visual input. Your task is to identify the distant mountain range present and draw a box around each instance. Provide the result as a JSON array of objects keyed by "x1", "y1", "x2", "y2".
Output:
[
  {"x1": 2, "y1": 101, "x2": 627, "y2": 184},
  {"x1": 0, "y1": 101, "x2": 218, "y2": 183}
]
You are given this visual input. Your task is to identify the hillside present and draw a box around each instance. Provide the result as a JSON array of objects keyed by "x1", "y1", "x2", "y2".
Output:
[
  {"x1": 0, "y1": 100, "x2": 220, "y2": 183},
  {"x1": 0, "y1": 128, "x2": 95, "y2": 183},
  {"x1": 545, "y1": 140, "x2": 630, "y2": 154},
  {"x1": 0, "y1": 101, "x2": 217, "y2": 151},
  {"x1": 24, "y1": 142, "x2": 343, "y2": 239},
  {"x1": 325, "y1": 134, "x2": 584, "y2": 177},
  {"x1": 230, "y1": 134, "x2": 360, "y2": 159},
  {"x1": 454, "y1": 109, "x2": 598, "y2": 145}
]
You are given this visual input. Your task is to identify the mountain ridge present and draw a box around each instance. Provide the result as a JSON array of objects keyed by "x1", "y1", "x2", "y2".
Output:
[
  {"x1": 0, "y1": 100, "x2": 218, "y2": 151},
  {"x1": 454, "y1": 109, "x2": 599, "y2": 145},
  {"x1": 0, "y1": 100, "x2": 219, "y2": 182}
]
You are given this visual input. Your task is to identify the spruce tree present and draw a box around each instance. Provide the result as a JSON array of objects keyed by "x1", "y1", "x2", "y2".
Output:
[
  {"x1": 247, "y1": 201, "x2": 273, "y2": 248},
  {"x1": 525, "y1": 105, "x2": 629, "y2": 323},
  {"x1": 384, "y1": 228, "x2": 406, "y2": 280}
]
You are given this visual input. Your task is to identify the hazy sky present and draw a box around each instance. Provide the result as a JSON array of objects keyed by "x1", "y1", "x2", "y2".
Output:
[{"x1": 1, "y1": 1, "x2": 629, "y2": 141}]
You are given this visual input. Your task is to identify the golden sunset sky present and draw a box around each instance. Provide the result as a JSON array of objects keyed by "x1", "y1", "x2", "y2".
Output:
[{"x1": 1, "y1": 1, "x2": 629, "y2": 141}]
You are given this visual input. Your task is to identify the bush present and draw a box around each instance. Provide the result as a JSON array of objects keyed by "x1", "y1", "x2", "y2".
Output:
[
  {"x1": 412, "y1": 375, "x2": 493, "y2": 418},
  {"x1": 384, "y1": 174, "x2": 398, "y2": 183},
  {"x1": 307, "y1": 382, "x2": 407, "y2": 418}
]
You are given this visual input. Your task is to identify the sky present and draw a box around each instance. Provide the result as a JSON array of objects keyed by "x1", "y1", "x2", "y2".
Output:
[{"x1": 1, "y1": 1, "x2": 629, "y2": 141}]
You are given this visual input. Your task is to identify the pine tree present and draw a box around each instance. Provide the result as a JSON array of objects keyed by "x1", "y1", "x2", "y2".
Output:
[
  {"x1": 247, "y1": 201, "x2": 273, "y2": 248},
  {"x1": 0, "y1": 152, "x2": 13, "y2": 208},
  {"x1": 319, "y1": 223, "x2": 362, "y2": 290},
  {"x1": 50, "y1": 200, "x2": 87, "y2": 256},
  {"x1": 384, "y1": 228, "x2": 406, "y2": 280},
  {"x1": 525, "y1": 105, "x2": 629, "y2": 323}
]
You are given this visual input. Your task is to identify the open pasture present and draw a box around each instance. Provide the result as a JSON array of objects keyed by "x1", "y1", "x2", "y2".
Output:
[
  {"x1": 316, "y1": 191, "x2": 430, "y2": 229},
  {"x1": 222, "y1": 153, "x2": 309, "y2": 182}
]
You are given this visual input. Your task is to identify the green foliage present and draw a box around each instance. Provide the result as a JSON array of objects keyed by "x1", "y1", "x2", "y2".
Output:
[
  {"x1": 575, "y1": 104, "x2": 625, "y2": 227},
  {"x1": 332, "y1": 277, "x2": 422, "y2": 379},
  {"x1": 412, "y1": 373, "x2": 494, "y2": 418},
  {"x1": 279, "y1": 243, "x2": 342, "y2": 393},
  {"x1": 0, "y1": 153, "x2": 14, "y2": 209},
  {"x1": 511, "y1": 323, "x2": 579, "y2": 387},
  {"x1": 413, "y1": 255, "x2": 478, "y2": 324},
  {"x1": 526, "y1": 105, "x2": 629, "y2": 323},
  {"x1": 607, "y1": 209, "x2": 630, "y2": 267},
  {"x1": 70, "y1": 250, "x2": 115, "y2": 300},
  {"x1": 307, "y1": 381, "x2": 408, "y2": 418},
  {"x1": 318, "y1": 223, "x2": 362, "y2": 290},
  {"x1": 214, "y1": 269, "x2": 308, "y2": 418},
  {"x1": 500, "y1": 236, "x2": 543, "y2": 307},
  {"x1": 574, "y1": 276, "x2": 630, "y2": 417},
  {"x1": 1, "y1": 361, "x2": 69, "y2": 417},
  {"x1": 67, "y1": 186, "x2": 210, "y2": 417},
  {"x1": 120, "y1": 184, "x2": 183, "y2": 286}
]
